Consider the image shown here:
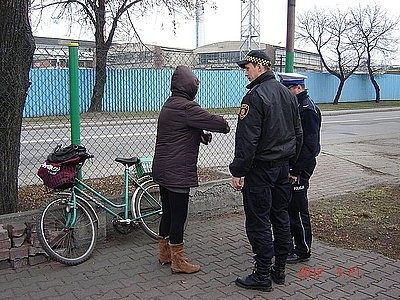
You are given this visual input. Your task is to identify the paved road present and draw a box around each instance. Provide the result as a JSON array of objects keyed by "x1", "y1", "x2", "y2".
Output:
[
  {"x1": 19, "y1": 108, "x2": 400, "y2": 186},
  {"x1": 2, "y1": 108, "x2": 400, "y2": 299}
]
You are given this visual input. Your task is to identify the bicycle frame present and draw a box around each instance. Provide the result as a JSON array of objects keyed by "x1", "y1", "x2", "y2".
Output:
[
  {"x1": 36, "y1": 154, "x2": 162, "y2": 266},
  {"x1": 65, "y1": 163, "x2": 160, "y2": 227}
]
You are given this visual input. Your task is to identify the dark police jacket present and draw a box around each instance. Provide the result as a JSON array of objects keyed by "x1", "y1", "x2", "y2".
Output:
[
  {"x1": 152, "y1": 66, "x2": 230, "y2": 188},
  {"x1": 229, "y1": 71, "x2": 303, "y2": 178},
  {"x1": 290, "y1": 90, "x2": 321, "y2": 176}
]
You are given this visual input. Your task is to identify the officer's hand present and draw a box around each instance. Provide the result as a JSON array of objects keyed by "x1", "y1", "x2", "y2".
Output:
[
  {"x1": 231, "y1": 176, "x2": 243, "y2": 190},
  {"x1": 288, "y1": 173, "x2": 298, "y2": 184}
]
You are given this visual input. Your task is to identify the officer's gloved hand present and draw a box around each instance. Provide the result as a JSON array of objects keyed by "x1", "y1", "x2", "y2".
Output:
[{"x1": 200, "y1": 131, "x2": 212, "y2": 145}]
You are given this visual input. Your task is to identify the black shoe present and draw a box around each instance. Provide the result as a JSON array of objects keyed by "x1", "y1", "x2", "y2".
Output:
[
  {"x1": 270, "y1": 265, "x2": 285, "y2": 285},
  {"x1": 235, "y1": 273, "x2": 272, "y2": 292},
  {"x1": 286, "y1": 253, "x2": 310, "y2": 264}
]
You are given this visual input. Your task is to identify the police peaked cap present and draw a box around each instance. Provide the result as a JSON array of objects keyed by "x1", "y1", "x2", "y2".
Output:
[
  {"x1": 237, "y1": 50, "x2": 272, "y2": 68},
  {"x1": 278, "y1": 72, "x2": 308, "y2": 86}
]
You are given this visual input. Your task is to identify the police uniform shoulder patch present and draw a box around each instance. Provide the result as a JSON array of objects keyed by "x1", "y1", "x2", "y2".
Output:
[{"x1": 239, "y1": 104, "x2": 249, "y2": 120}]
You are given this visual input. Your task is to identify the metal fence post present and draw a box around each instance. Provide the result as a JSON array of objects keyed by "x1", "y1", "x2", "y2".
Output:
[
  {"x1": 68, "y1": 42, "x2": 80, "y2": 144},
  {"x1": 68, "y1": 42, "x2": 82, "y2": 179}
]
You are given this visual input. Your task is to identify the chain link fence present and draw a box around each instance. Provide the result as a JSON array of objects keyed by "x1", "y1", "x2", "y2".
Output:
[{"x1": 20, "y1": 43, "x2": 248, "y2": 189}]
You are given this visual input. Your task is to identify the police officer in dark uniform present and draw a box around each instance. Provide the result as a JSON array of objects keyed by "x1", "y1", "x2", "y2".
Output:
[
  {"x1": 279, "y1": 73, "x2": 321, "y2": 264},
  {"x1": 230, "y1": 51, "x2": 303, "y2": 291}
]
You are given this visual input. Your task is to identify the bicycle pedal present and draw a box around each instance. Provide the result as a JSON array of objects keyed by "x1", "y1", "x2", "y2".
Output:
[{"x1": 117, "y1": 219, "x2": 131, "y2": 224}]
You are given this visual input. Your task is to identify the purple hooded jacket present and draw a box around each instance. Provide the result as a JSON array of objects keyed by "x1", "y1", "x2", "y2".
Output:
[{"x1": 152, "y1": 66, "x2": 230, "y2": 188}]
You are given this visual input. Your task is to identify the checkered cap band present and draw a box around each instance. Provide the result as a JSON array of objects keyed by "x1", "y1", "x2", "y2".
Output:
[{"x1": 245, "y1": 55, "x2": 271, "y2": 67}]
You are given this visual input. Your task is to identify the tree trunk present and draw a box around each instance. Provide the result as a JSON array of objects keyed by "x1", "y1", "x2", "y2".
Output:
[
  {"x1": 332, "y1": 79, "x2": 345, "y2": 105},
  {"x1": 88, "y1": 0, "x2": 109, "y2": 114},
  {"x1": 88, "y1": 47, "x2": 108, "y2": 112},
  {"x1": 0, "y1": 0, "x2": 35, "y2": 214},
  {"x1": 368, "y1": 68, "x2": 381, "y2": 103}
]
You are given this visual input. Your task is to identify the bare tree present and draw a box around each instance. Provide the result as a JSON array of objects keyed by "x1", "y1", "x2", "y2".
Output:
[
  {"x1": 0, "y1": 0, "x2": 35, "y2": 214},
  {"x1": 297, "y1": 8, "x2": 363, "y2": 104},
  {"x1": 350, "y1": 4, "x2": 398, "y2": 102},
  {"x1": 31, "y1": 0, "x2": 196, "y2": 112}
]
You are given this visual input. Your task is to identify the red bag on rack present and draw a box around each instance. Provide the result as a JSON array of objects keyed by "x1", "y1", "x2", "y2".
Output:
[{"x1": 37, "y1": 156, "x2": 81, "y2": 190}]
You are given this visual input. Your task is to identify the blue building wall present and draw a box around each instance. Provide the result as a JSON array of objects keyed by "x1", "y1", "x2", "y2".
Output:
[{"x1": 24, "y1": 69, "x2": 400, "y2": 117}]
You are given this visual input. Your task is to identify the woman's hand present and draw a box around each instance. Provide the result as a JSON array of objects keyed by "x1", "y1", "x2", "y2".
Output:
[{"x1": 200, "y1": 131, "x2": 212, "y2": 145}]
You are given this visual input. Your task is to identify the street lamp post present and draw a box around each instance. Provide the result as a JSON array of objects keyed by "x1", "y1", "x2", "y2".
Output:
[{"x1": 285, "y1": 0, "x2": 296, "y2": 72}]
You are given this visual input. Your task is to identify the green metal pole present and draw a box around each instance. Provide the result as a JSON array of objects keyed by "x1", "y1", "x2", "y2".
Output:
[
  {"x1": 68, "y1": 42, "x2": 82, "y2": 179},
  {"x1": 285, "y1": 0, "x2": 296, "y2": 73},
  {"x1": 68, "y1": 42, "x2": 80, "y2": 145},
  {"x1": 285, "y1": 52, "x2": 295, "y2": 73}
]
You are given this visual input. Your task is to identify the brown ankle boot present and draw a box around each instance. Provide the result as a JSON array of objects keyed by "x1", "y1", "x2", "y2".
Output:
[
  {"x1": 170, "y1": 243, "x2": 200, "y2": 274},
  {"x1": 158, "y1": 238, "x2": 171, "y2": 265}
]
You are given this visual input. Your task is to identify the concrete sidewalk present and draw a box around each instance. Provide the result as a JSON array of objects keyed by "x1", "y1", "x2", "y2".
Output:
[{"x1": 1, "y1": 111, "x2": 400, "y2": 299}]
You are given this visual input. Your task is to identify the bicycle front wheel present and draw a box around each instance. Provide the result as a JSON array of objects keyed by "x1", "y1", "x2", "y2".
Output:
[
  {"x1": 133, "y1": 181, "x2": 162, "y2": 240},
  {"x1": 36, "y1": 194, "x2": 97, "y2": 266}
]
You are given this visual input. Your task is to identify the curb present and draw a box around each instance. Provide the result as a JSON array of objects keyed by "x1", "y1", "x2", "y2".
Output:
[{"x1": 321, "y1": 107, "x2": 400, "y2": 116}]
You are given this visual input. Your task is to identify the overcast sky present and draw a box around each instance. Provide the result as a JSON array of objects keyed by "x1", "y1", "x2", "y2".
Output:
[{"x1": 33, "y1": 0, "x2": 399, "y2": 61}]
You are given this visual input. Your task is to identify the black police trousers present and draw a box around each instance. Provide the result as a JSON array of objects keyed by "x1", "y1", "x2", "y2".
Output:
[
  {"x1": 242, "y1": 162, "x2": 292, "y2": 268},
  {"x1": 288, "y1": 159, "x2": 316, "y2": 257}
]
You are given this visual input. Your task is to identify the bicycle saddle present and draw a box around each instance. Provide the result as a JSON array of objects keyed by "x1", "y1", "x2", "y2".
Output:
[{"x1": 115, "y1": 157, "x2": 139, "y2": 167}]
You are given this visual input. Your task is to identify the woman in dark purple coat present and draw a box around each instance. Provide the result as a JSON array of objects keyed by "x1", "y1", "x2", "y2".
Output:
[{"x1": 152, "y1": 65, "x2": 230, "y2": 274}]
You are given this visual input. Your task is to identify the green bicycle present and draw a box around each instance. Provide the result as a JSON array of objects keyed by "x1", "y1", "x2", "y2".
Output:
[{"x1": 36, "y1": 152, "x2": 162, "y2": 266}]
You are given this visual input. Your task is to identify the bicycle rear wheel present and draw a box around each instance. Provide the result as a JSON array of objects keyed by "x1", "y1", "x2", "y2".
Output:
[
  {"x1": 36, "y1": 194, "x2": 97, "y2": 265},
  {"x1": 133, "y1": 181, "x2": 162, "y2": 240}
]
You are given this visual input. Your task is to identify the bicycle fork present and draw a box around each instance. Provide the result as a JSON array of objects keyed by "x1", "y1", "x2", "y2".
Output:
[{"x1": 65, "y1": 192, "x2": 78, "y2": 228}]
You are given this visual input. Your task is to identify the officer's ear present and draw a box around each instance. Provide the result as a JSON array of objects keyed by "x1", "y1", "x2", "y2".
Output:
[{"x1": 257, "y1": 64, "x2": 268, "y2": 72}]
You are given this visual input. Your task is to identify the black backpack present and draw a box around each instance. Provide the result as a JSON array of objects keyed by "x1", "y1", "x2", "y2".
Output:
[{"x1": 47, "y1": 144, "x2": 89, "y2": 163}]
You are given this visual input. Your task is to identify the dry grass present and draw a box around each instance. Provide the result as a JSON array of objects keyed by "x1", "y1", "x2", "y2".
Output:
[{"x1": 310, "y1": 184, "x2": 400, "y2": 260}]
